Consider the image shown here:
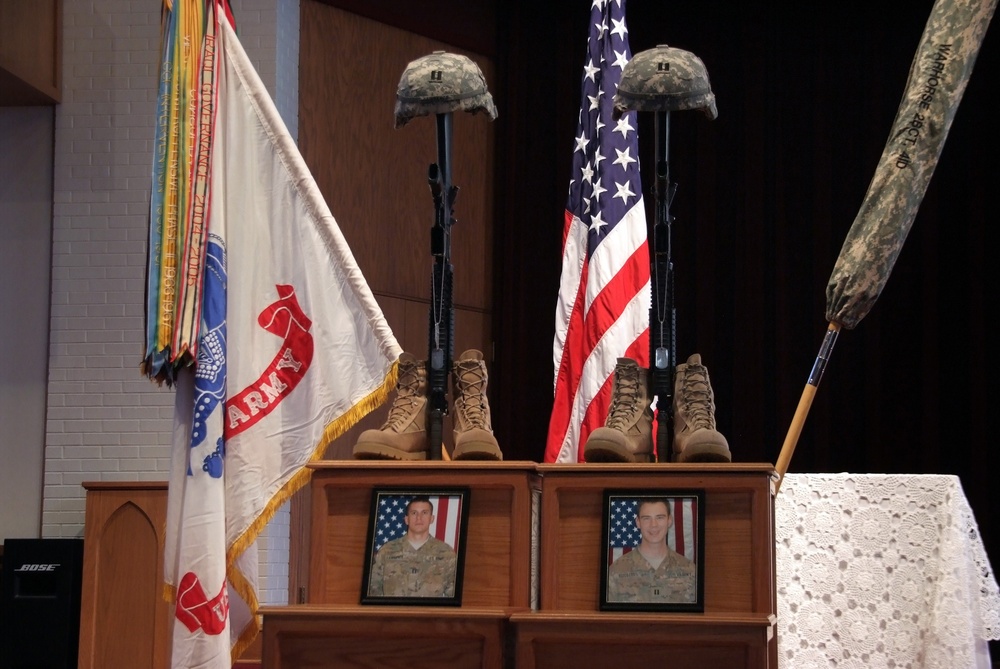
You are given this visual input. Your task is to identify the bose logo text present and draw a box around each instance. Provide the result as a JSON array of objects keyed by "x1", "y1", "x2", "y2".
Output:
[{"x1": 14, "y1": 564, "x2": 60, "y2": 572}]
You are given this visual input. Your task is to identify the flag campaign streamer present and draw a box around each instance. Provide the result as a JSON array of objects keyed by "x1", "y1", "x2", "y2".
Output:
[
  {"x1": 608, "y1": 497, "x2": 697, "y2": 565},
  {"x1": 547, "y1": 0, "x2": 651, "y2": 463},
  {"x1": 145, "y1": 2, "x2": 401, "y2": 666}
]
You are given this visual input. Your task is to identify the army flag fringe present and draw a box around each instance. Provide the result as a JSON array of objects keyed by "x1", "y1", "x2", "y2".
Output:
[
  {"x1": 546, "y1": 0, "x2": 650, "y2": 463},
  {"x1": 149, "y1": 3, "x2": 402, "y2": 666}
]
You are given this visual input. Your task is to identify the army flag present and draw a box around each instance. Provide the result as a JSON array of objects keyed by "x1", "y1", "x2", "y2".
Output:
[
  {"x1": 546, "y1": 0, "x2": 650, "y2": 463},
  {"x1": 155, "y1": 4, "x2": 401, "y2": 667}
]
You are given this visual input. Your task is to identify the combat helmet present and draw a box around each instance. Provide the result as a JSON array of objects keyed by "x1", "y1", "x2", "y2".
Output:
[
  {"x1": 394, "y1": 51, "x2": 498, "y2": 128},
  {"x1": 613, "y1": 45, "x2": 718, "y2": 120}
]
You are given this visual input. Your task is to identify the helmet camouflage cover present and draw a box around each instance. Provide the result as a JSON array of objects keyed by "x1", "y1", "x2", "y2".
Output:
[
  {"x1": 613, "y1": 44, "x2": 718, "y2": 120},
  {"x1": 394, "y1": 51, "x2": 498, "y2": 128}
]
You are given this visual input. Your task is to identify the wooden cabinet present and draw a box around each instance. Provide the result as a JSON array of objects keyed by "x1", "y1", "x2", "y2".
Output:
[
  {"x1": 516, "y1": 463, "x2": 777, "y2": 669},
  {"x1": 78, "y1": 482, "x2": 171, "y2": 669},
  {"x1": 304, "y1": 461, "x2": 538, "y2": 609},
  {"x1": 262, "y1": 461, "x2": 777, "y2": 669}
]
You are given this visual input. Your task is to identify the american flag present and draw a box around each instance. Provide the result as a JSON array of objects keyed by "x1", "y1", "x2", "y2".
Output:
[
  {"x1": 608, "y1": 497, "x2": 698, "y2": 565},
  {"x1": 546, "y1": 0, "x2": 650, "y2": 463},
  {"x1": 372, "y1": 494, "x2": 462, "y2": 553}
]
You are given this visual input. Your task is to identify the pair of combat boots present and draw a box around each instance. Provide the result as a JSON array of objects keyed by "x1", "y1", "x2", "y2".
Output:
[
  {"x1": 353, "y1": 349, "x2": 502, "y2": 461},
  {"x1": 584, "y1": 354, "x2": 731, "y2": 464}
]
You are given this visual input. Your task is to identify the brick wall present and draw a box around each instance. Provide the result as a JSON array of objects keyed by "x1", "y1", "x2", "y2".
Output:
[{"x1": 44, "y1": 0, "x2": 298, "y2": 606}]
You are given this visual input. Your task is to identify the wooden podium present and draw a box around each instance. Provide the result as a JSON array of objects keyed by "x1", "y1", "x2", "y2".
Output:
[
  {"x1": 260, "y1": 461, "x2": 776, "y2": 669},
  {"x1": 514, "y1": 463, "x2": 777, "y2": 669}
]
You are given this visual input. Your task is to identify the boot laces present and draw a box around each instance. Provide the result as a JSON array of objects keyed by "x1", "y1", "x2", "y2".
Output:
[
  {"x1": 606, "y1": 366, "x2": 641, "y2": 429},
  {"x1": 455, "y1": 362, "x2": 489, "y2": 428},
  {"x1": 383, "y1": 363, "x2": 422, "y2": 430},
  {"x1": 681, "y1": 367, "x2": 715, "y2": 428}
]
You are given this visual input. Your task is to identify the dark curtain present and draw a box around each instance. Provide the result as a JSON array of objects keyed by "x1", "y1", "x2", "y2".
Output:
[{"x1": 491, "y1": 0, "x2": 998, "y2": 644}]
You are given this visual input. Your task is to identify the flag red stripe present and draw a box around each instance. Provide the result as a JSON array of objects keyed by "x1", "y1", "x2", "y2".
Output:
[
  {"x1": 433, "y1": 496, "x2": 450, "y2": 541},
  {"x1": 547, "y1": 0, "x2": 648, "y2": 463},
  {"x1": 547, "y1": 234, "x2": 649, "y2": 462}
]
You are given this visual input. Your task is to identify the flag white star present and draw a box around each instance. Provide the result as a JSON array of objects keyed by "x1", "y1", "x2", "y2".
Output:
[
  {"x1": 613, "y1": 146, "x2": 636, "y2": 169},
  {"x1": 613, "y1": 180, "x2": 636, "y2": 204},
  {"x1": 583, "y1": 59, "x2": 600, "y2": 83},
  {"x1": 589, "y1": 211, "x2": 608, "y2": 234},
  {"x1": 591, "y1": 177, "x2": 607, "y2": 201},
  {"x1": 611, "y1": 17, "x2": 628, "y2": 39},
  {"x1": 613, "y1": 114, "x2": 635, "y2": 139},
  {"x1": 580, "y1": 160, "x2": 595, "y2": 185},
  {"x1": 574, "y1": 130, "x2": 589, "y2": 153},
  {"x1": 592, "y1": 147, "x2": 606, "y2": 169},
  {"x1": 587, "y1": 87, "x2": 603, "y2": 111},
  {"x1": 612, "y1": 49, "x2": 629, "y2": 71}
]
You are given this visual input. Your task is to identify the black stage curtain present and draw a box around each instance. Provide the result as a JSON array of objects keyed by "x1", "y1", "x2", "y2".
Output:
[
  {"x1": 490, "y1": 0, "x2": 998, "y2": 634},
  {"x1": 319, "y1": 1, "x2": 997, "y2": 654}
]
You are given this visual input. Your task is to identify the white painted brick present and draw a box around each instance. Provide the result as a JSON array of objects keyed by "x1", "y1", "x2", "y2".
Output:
[
  {"x1": 118, "y1": 459, "x2": 160, "y2": 472},
  {"x1": 46, "y1": 497, "x2": 87, "y2": 512},
  {"x1": 78, "y1": 458, "x2": 120, "y2": 472},
  {"x1": 85, "y1": 408, "x2": 125, "y2": 421},
  {"x1": 45, "y1": 433, "x2": 83, "y2": 447},
  {"x1": 60, "y1": 473, "x2": 92, "y2": 487},
  {"x1": 45, "y1": 0, "x2": 292, "y2": 587},
  {"x1": 48, "y1": 407, "x2": 86, "y2": 421},
  {"x1": 82, "y1": 431, "x2": 121, "y2": 446}
]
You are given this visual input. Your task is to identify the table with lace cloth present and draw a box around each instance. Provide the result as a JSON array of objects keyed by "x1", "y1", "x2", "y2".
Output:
[{"x1": 776, "y1": 473, "x2": 1000, "y2": 668}]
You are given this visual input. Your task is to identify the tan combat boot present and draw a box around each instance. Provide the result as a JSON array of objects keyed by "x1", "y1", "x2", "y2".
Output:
[
  {"x1": 451, "y1": 349, "x2": 503, "y2": 461},
  {"x1": 673, "y1": 353, "x2": 731, "y2": 463},
  {"x1": 584, "y1": 358, "x2": 654, "y2": 463},
  {"x1": 353, "y1": 353, "x2": 429, "y2": 460}
]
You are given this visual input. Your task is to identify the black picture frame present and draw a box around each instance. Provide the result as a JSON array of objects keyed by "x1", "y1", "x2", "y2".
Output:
[
  {"x1": 360, "y1": 487, "x2": 470, "y2": 606},
  {"x1": 599, "y1": 489, "x2": 706, "y2": 612}
]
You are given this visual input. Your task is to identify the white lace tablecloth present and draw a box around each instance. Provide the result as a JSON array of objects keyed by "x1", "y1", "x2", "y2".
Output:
[{"x1": 776, "y1": 474, "x2": 1000, "y2": 668}]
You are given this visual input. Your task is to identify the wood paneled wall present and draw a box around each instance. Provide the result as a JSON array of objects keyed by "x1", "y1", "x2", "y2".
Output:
[
  {"x1": 298, "y1": 2, "x2": 497, "y2": 457},
  {"x1": 0, "y1": 0, "x2": 60, "y2": 104}
]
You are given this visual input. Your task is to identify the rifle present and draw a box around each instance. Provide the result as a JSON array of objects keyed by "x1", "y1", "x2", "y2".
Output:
[
  {"x1": 426, "y1": 112, "x2": 458, "y2": 460},
  {"x1": 650, "y1": 110, "x2": 678, "y2": 463}
]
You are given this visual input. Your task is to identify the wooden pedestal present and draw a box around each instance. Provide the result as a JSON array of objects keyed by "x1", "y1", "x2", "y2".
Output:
[
  {"x1": 305, "y1": 461, "x2": 538, "y2": 609},
  {"x1": 519, "y1": 463, "x2": 777, "y2": 669},
  {"x1": 262, "y1": 462, "x2": 776, "y2": 669},
  {"x1": 260, "y1": 605, "x2": 510, "y2": 669},
  {"x1": 511, "y1": 611, "x2": 775, "y2": 669}
]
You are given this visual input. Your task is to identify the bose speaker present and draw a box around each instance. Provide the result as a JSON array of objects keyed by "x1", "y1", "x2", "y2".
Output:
[{"x1": 0, "y1": 538, "x2": 85, "y2": 669}]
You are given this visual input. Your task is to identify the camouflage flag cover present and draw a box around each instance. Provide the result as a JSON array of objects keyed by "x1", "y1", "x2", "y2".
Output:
[
  {"x1": 826, "y1": 0, "x2": 996, "y2": 329},
  {"x1": 777, "y1": 0, "x2": 995, "y2": 489}
]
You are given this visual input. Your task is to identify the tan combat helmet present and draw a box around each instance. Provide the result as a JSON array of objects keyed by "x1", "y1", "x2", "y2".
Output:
[
  {"x1": 394, "y1": 51, "x2": 498, "y2": 128},
  {"x1": 613, "y1": 44, "x2": 718, "y2": 120}
]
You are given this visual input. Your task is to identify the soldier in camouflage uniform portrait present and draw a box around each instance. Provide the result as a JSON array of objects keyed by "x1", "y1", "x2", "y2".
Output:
[
  {"x1": 367, "y1": 496, "x2": 458, "y2": 598},
  {"x1": 607, "y1": 498, "x2": 697, "y2": 604}
]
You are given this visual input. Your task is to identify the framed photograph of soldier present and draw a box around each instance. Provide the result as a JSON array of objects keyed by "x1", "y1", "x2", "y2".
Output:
[
  {"x1": 599, "y1": 489, "x2": 706, "y2": 612},
  {"x1": 360, "y1": 487, "x2": 470, "y2": 606}
]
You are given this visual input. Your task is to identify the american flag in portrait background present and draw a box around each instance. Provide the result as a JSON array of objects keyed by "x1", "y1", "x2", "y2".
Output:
[
  {"x1": 608, "y1": 497, "x2": 697, "y2": 566},
  {"x1": 372, "y1": 494, "x2": 463, "y2": 554},
  {"x1": 546, "y1": 0, "x2": 651, "y2": 464}
]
